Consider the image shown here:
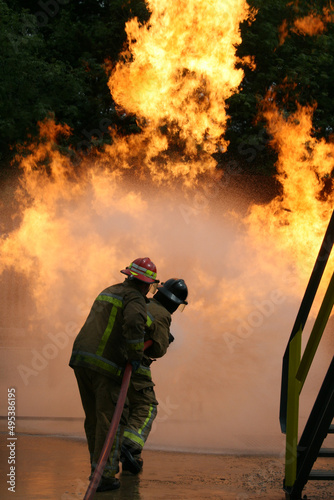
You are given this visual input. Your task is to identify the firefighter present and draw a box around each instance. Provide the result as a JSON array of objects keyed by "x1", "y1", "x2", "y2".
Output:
[
  {"x1": 69, "y1": 257, "x2": 159, "y2": 492},
  {"x1": 120, "y1": 278, "x2": 188, "y2": 474}
]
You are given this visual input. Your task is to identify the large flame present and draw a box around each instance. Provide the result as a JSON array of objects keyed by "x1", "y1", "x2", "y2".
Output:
[
  {"x1": 1, "y1": 0, "x2": 257, "y2": 317},
  {"x1": 0, "y1": 1, "x2": 333, "y2": 453},
  {"x1": 247, "y1": 96, "x2": 334, "y2": 284},
  {"x1": 108, "y1": 0, "x2": 255, "y2": 176}
]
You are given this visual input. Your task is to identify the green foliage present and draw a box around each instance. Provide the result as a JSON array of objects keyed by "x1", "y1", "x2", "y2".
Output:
[
  {"x1": 1, "y1": 0, "x2": 334, "y2": 177},
  {"x1": 226, "y1": 0, "x2": 334, "y2": 172},
  {"x1": 0, "y1": 0, "x2": 149, "y2": 164}
]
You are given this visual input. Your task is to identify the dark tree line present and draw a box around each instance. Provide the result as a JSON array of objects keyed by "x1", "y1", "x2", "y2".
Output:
[
  {"x1": 1, "y1": 0, "x2": 333, "y2": 176},
  {"x1": 224, "y1": 0, "x2": 334, "y2": 173},
  {"x1": 0, "y1": 0, "x2": 149, "y2": 169}
]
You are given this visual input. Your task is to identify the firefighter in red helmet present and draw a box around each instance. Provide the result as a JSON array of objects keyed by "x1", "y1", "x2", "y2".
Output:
[
  {"x1": 69, "y1": 257, "x2": 159, "y2": 492},
  {"x1": 120, "y1": 278, "x2": 188, "y2": 474}
]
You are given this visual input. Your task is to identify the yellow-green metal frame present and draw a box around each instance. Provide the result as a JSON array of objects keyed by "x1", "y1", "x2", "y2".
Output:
[
  {"x1": 296, "y1": 271, "x2": 334, "y2": 390},
  {"x1": 285, "y1": 327, "x2": 302, "y2": 487},
  {"x1": 284, "y1": 271, "x2": 334, "y2": 488}
]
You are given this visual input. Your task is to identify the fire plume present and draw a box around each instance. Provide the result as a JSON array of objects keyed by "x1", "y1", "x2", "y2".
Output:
[
  {"x1": 0, "y1": 1, "x2": 258, "y2": 315},
  {"x1": 108, "y1": 0, "x2": 255, "y2": 170},
  {"x1": 0, "y1": 1, "x2": 333, "y2": 454},
  {"x1": 247, "y1": 97, "x2": 334, "y2": 284}
]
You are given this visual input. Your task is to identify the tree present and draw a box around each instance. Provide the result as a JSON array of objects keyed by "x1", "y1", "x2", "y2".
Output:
[
  {"x1": 1, "y1": 0, "x2": 334, "y2": 178},
  {"x1": 224, "y1": 0, "x2": 334, "y2": 173},
  {"x1": 0, "y1": 0, "x2": 150, "y2": 167}
]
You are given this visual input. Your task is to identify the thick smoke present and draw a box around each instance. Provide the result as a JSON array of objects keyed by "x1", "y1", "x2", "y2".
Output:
[
  {"x1": 1, "y1": 0, "x2": 333, "y2": 455},
  {"x1": 0, "y1": 170, "x2": 332, "y2": 453}
]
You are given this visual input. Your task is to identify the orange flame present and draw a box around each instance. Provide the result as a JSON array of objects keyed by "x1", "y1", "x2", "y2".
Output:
[
  {"x1": 0, "y1": 1, "x2": 333, "y2": 451},
  {"x1": 247, "y1": 96, "x2": 334, "y2": 285},
  {"x1": 292, "y1": 6, "x2": 334, "y2": 36},
  {"x1": 278, "y1": 19, "x2": 289, "y2": 46},
  {"x1": 108, "y1": 0, "x2": 255, "y2": 178},
  {"x1": 279, "y1": 4, "x2": 334, "y2": 44},
  {"x1": 0, "y1": 1, "x2": 258, "y2": 316}
]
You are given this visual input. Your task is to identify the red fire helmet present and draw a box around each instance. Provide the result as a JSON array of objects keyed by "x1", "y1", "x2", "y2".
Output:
[{"x1": 121, "y1": 257, "x2": 159, "y2": 284}]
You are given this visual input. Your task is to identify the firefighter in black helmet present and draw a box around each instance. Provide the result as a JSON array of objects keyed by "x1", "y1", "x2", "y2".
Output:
[
  {"x1": 120, "y1": 278, "x2": 188, "y2": 474},
  {"x1": 154, "y1": 278, "x2": 188, "y2": 313}
]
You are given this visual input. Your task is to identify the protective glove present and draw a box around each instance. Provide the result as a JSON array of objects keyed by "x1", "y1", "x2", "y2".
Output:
[
  {"x1": 130, "y1": 360, "x2": 141, "y2": 373},
  {"x1": 168, "y1": 332, "x2": 175, "y2": 344}
]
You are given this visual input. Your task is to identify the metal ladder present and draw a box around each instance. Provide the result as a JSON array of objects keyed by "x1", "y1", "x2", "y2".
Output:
[
  {"x1": 286, "y1": 358, "x2": 334, "y2": 499},
  {"x1": 280, "y1": 210, "x2": 334, "y2": 500}
]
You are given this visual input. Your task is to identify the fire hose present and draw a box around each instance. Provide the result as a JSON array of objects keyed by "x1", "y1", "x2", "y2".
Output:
[{"x1": 83, "y1": 339, "x2": 153, "y2": 500}]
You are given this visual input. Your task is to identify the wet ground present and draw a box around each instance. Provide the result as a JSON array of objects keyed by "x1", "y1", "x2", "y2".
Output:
[{"x1": 1, "y1": 434, "x2": 333, "y2": 500}]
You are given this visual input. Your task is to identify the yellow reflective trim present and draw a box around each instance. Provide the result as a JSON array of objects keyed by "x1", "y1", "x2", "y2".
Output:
[
  {"x1": 96, "y1": 295, "x2": 123, "y2": 308},
  {"x1": 129, "y1": 262, "x2": 157, "y2": 279},
  {"x1": 146, "y1": 312, "x2": 154, "y2": 327},
  {"x1": 96, "y1": 305, "x2": 118, "y2": 356},
  {"x1": 126, "y1": 337, "x2": 144, "y2": 345},
  {"x1": 95, "y1": 295, "x2": 123, "y2": 356},
  {"x1": 123, "y1": 430, "x2": 145, "y2": 448},
  {"x1": 127, "y1": 341, "x2": 144, "y2": 351},
  {"x1": 123, "y1": 404, "x2": 156, "y2": 449},
  {"x1": 70, "y1": 351, "x2": 123, "y2": 377},
  {"x1": 139, "y1": 404, "x2": 155, "y2": 435},
  {"x1": 137, "y1": 365, "x2": 152, "y2": 379}
]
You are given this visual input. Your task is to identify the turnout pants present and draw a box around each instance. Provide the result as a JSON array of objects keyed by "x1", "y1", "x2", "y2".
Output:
[
  {"x1": 74, "y1": 366, "x2": 129, "y2": 477},
  {"x1": 122, "y1": 383, "x2": 158, "y2": 456}
]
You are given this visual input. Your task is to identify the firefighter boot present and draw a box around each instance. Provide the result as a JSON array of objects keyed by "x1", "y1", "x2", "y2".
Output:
[
  {"x1": 120, "y1": 444, "x2": 143, "y2": 474},
  {"x1": 96, "y1": 477, "x2": 120, "y2": 492}
]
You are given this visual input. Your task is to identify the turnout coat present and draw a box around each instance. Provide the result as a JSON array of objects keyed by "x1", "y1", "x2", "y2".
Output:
[{"x1": 69, "y1": 279, "x2": 147, "y2": 382}]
